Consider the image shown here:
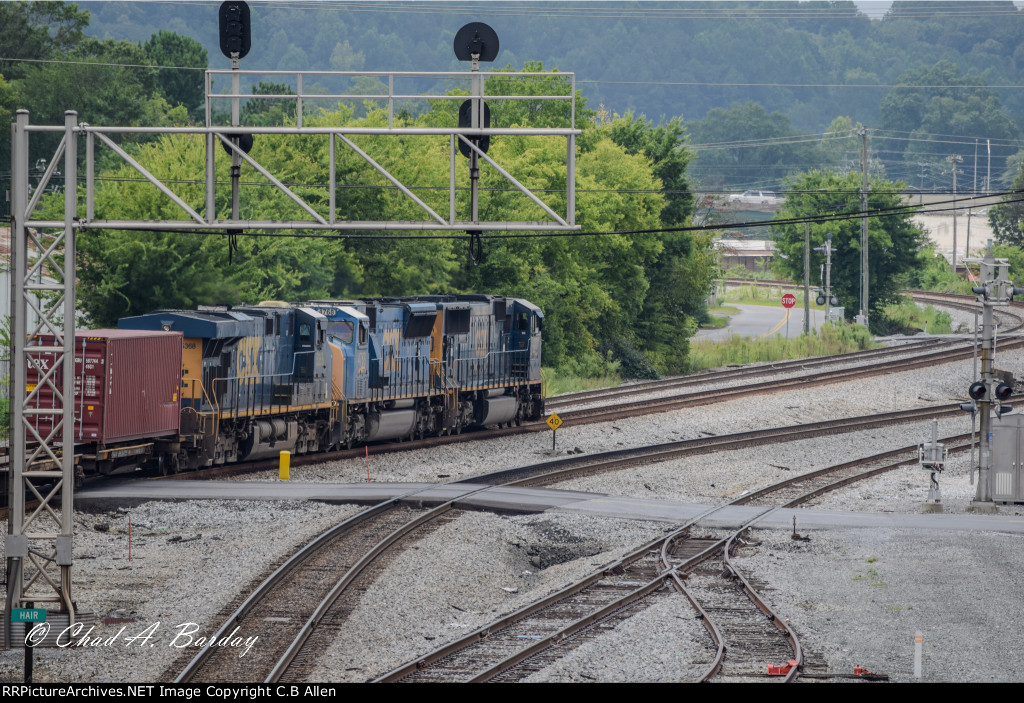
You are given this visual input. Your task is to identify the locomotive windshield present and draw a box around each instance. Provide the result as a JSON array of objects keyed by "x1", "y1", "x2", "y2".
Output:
[{"x1": 329, "y1": 320, "x2": 354, "y2": 343}]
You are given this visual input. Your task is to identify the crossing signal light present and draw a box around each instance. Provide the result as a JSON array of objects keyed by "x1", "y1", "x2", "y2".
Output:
[
  {"x1": 968, "y1": 382, "x2": 987, "y2": 400},
  {"x1": 219, "y1": 1, "x2": 251, "y2": 59},
  {"x1": 995, "y1": 382, "x2": 1013, "y2": 402}
]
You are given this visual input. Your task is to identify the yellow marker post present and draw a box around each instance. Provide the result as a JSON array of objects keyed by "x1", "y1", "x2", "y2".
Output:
[
  {"x1": 546, "y1": 413, "x2": 563, "y2": 452},
  {"x1": 279, "y1": 451, "x2": 291, "y2": 481}
]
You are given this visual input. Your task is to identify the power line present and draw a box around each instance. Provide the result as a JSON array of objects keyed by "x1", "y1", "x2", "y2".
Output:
[{"x1": 86, "y1": 190, "x2": 1020, "y2": 241}]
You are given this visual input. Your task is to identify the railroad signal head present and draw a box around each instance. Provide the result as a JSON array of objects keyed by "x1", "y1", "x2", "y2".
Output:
[
  {"x1": 221, "y1": 132, "x2": 254, "y2": 155},
  {"x1": 219, "y1": 1, "x2": 251, "y2": 60},
  {"x1": 457, "y1": 99, "x2": 491, "y2": 157},
  {"x1": 453, "y1": 22, "x2": 500, "y2": 62}
]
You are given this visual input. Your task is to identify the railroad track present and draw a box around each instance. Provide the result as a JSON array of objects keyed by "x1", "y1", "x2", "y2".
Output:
[
  {"x1": 546, "y1": 337, "x2": 950, "y2": 410},
  {"x1": 172, "y1": 502, "x2": 448, "y2": 683},
  {"x1": 143, "y1": 330, "x2": 1021, "y2": 491},
  {"x1": 372, "y1": 427, "x2": 977, "y2": 683},
  {"x1": 169, "y1": 403, "x2": 963, "y2": 683}
]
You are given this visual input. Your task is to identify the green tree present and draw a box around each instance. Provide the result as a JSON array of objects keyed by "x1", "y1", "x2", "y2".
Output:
[
  {"x1": 143, "y1": 30, "x2": 207, "y2": 116},
  {"x1": 771, "y1": 170, "x2": 927, "y2": 327},
  {"x1": 0, "y1": 1, "x2": 89, "y2": 80},
  {"x1": 989, "y1": 168, "x2": 1024, "y2": 246},
  {"x1": 689, "y1": 101, "x2": 819, "y2": 190},
  {"x1": 605, "y1": 112, "x2": 694, "y2": 226},
  {"x1": 240, "y1": 81, "x2": 297, "y2": 126},
  {"x1": 879, "y1": 61, "x2": 1019, "y2": 179}
]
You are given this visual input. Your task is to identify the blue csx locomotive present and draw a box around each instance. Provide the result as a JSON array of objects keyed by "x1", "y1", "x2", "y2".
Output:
[{"x1": 118, "y1": 295, "x2": 544, "y2": 471}]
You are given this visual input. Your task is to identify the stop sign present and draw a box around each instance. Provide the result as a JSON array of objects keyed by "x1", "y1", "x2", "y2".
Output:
[{"x1": 781, "y1": 293, "x2": 797, "y2": 308}]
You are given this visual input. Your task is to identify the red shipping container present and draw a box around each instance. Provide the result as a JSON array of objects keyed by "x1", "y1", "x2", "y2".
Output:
[{"x1": 27, "y1": 330, "x2": 182, "y2": 444}]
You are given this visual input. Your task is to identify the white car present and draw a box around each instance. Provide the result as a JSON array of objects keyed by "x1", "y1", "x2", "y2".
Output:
[{"x1": 728, "y1": 190, "x2": 783, "y2": 205}]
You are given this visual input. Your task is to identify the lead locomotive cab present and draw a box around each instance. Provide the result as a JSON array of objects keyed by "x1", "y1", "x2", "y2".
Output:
[{"x1": 119, "y1": 304, "x2": 332, "y2": 471}]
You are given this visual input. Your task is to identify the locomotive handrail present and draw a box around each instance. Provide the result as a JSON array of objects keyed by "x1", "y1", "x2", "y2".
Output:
[{"x1": 451, "y1": 348, "x2": 530, "y2": 389}]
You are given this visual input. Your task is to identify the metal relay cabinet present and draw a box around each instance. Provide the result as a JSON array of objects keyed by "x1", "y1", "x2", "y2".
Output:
[{"x1": 992, "y1": 414, "x2": 1024, "y2": 503}]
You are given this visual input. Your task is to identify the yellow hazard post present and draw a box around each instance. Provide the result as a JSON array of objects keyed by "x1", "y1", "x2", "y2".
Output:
[{"x1": 279, "y1": 450, "x2": 291, "y2": 481}]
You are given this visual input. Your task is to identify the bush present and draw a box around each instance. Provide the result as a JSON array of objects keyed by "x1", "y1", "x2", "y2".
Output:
[{"x1": 609, "y1": 339, "x2": 660, "y2": 380}]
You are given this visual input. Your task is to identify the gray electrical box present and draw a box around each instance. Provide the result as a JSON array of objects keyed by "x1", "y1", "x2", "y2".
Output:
[{"x1": 992, "y1": 414, "x2": 1024, "y2": 503}]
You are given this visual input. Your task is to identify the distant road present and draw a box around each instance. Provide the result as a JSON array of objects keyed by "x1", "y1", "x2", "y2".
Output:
[{"x1": 697, "y1": 303, "x2": 827, "y2": 342}]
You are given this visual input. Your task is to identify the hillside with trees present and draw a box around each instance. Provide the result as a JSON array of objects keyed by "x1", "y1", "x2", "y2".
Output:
[{"x1": 4, "y1": 1, "x2": 1024, "y2": 373}]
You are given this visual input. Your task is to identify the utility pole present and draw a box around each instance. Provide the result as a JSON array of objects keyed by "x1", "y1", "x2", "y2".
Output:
[
  {"x1": 858, "y1": 127, "x2": 869, "y2": 328},
  {"x1": 803, "y1": 221, "x2": 810, "y2": 335},
  {"x1": 947, "y1": 154, "x2": 963, "y2": 271},
  {"x1": 918, "y1": 162, "x2": 927, "y2": 205},
  {"x1": 974, "y1": 139, "x2": 978, "y2": 195},
  {"x1": 986, "y1": 139, "x2": 991, "y2": 194},
  {"x1": 963, "y1": 241, "x2": 1015, "y2": 513}
]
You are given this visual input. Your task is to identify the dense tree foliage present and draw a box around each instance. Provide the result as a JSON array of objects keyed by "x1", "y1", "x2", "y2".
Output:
[
  {"x1": 878, "y1": 61, "x2": 1019, "y2": 183},
  {"x1": 81, "y1": 2, "x2": 1024, "y2": 158},
  {"x1": 771, "y1": 171, "x2": 928, "y2": 327},
  {"x1": 143, "y1": 30, "x2": 208, "y2": 117},
  {"x1": 48, "y1": 69, "x2": 714, "y2": 375},
  {"x1": 0, "y1": 2, "x2": 206, "y2": 183},
  {"x1": 989, "y1": 169, "x2": 1024, "y2": 246}
]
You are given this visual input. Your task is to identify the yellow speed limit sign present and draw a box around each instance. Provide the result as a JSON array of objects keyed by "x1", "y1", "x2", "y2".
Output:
[{"x1": 546, "y1": 413, "x2": 563, "y2": 431}]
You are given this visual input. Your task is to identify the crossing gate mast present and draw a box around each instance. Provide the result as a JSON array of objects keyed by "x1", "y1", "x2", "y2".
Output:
[{"x1": 5, "y1": 8, "x2": 579, "y2": 648}]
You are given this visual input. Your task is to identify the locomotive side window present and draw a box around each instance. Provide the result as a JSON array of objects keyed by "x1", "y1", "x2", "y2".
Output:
[
  {"x1": 299, "y1": 322, "x2": 312, "y2": 345},
  {"x1": 265, "y1": 317, "x2": 274, "y2": 336},
  {"x1": 445, "y1": 308, "x2": 471, "y2": 335},
  {"x1": 329, "y1": 321, "x2": 354, "y2": 343},
  {"x1": 359, "y1": 324, "x2": 367, "y2": 345},
  {"x1": 516, "y1": 312, "x2": 529, "y2": 331}
]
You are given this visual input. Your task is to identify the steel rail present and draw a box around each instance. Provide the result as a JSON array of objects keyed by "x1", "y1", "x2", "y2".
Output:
[
  {"x1": 174, "y1": 499, "x2": 401, "y2": 682},
  {"x1": 375, "y1": 429, "x2": 978, "y2": 683}
]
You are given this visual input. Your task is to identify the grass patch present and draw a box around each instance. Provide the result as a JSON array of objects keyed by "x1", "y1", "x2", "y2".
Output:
[
  {"x1": 707, "y1": 305, "x2": 741, "y2": 316},
  {"x1": 702, "y1": 314, "x2": 732, "y2": 329},
  {"x1": 542, "y1": 367, "x2": 621, "y2": 396},
  {"x1": 880, "y1": 297, "x2": 952, "y2": 334},
  {"x1": 688, "y1": 323, "x2": 876, "y2": 372}
]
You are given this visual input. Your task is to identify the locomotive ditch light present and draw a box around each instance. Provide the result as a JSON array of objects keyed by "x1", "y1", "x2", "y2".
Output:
[
  {"x1": 219, "y1": 1, "x2": 251, "y2": 60},
  {"x1": 453, "y1": 22, "x2": 500, "y2": 62},
  {"x1": 968, "y1": 381, "x2": 987, "y2": 400}
]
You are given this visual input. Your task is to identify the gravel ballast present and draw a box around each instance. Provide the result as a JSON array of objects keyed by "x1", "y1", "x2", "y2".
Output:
[
  {"x1": 3, "y1": 336, "x2": 1022, "y2": 683},
  {"x1": 0, "y1": 501, "x2": 362, "y2": 683}
]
